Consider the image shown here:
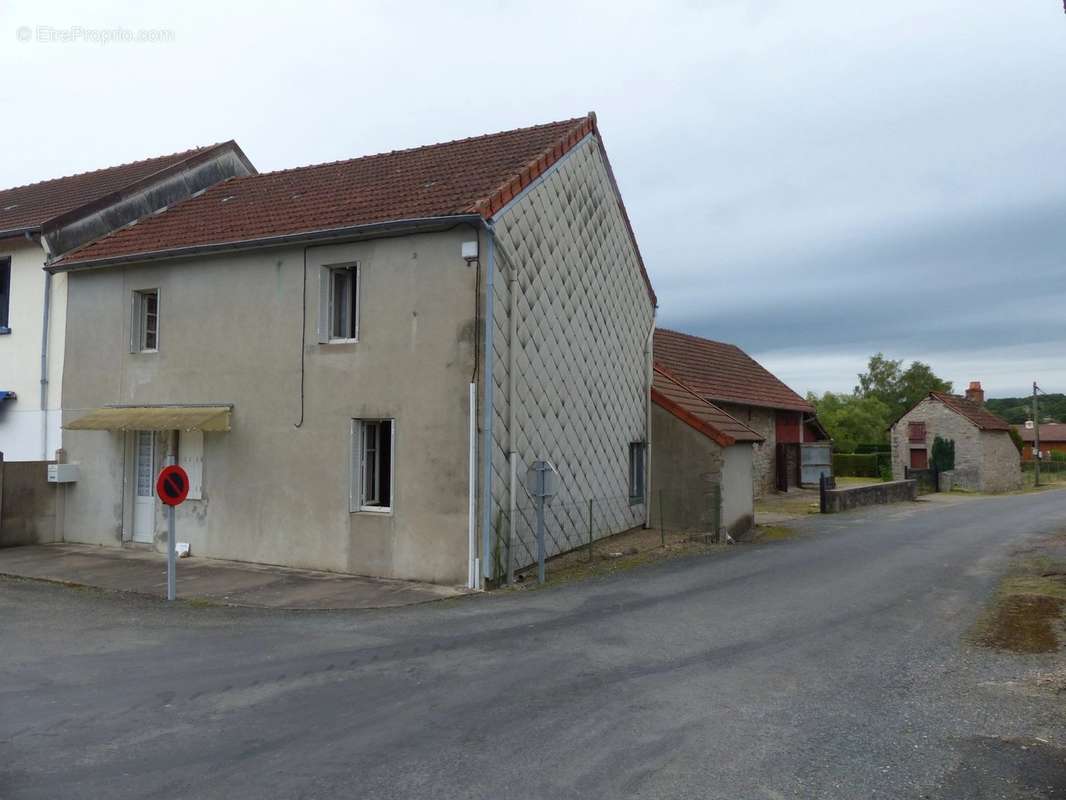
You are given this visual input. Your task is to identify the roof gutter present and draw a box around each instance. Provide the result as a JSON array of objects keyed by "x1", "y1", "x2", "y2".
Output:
[
  {"x1": 0, "y1": 225, "x2": 42, "y2": 241},
  {"x1": 46, "y1": 214, "x2": 485, "y2": 273}
]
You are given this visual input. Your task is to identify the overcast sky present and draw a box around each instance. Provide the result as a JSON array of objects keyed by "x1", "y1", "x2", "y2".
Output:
[{"x1": 3, "y1": 0, "x2": 1064, "y2": 398}]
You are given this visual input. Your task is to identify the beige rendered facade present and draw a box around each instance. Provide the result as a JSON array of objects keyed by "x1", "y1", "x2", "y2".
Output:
[{"x1": 56, "y1": 129, "x2": 654, "y2": 586}]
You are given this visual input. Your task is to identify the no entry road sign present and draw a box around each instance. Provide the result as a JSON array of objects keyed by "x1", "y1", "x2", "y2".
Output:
[
  {"x1": 156, "y1": 464, "x2": 190, "y2": 602},
  {"x1": 156, "y1": 465, "x2": 190, "y2": 506}
]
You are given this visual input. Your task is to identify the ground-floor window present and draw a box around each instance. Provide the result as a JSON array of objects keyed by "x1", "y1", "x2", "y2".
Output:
[
  {"x1": 629, "y1": 442, "x2": 645, "y2": 503},
  {"x1": 352, "y1": 419, "x2": 393, "y2": 512}
]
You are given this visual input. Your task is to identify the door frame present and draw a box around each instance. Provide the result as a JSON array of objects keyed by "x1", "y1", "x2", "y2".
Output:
[{"x1": 123, "y1": 430, "x2": 158, "y2": 545}]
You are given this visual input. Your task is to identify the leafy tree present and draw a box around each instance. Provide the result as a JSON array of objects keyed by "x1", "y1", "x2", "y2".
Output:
[
  {"x1": 931, "y1": 436, "x2": 955, "y2": 471},
  {"x1": 1008, "y1": 427, "x2": 1024, "y2": 454},
  {"x1": 807, "y1": 391, "x2": 893, "y2": 452},
  {"x1": 985, "y1": 394, "x2": 1066, "y2": 424},
  {"x1": 855, "y1": 353, "x2": 952, "y2": 419}
]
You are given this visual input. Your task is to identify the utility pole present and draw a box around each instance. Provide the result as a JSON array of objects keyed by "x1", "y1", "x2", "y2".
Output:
[{"x1": 1033, "y1": 381, "x2": 1041, "y2": 487}]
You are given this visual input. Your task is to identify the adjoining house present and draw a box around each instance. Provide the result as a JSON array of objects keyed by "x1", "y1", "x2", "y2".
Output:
[
  {"x1": 1017, "y1": 422, "x2": 1066, "y2": 461},
  {"x1": 652, "y1": 328, "x2": 829, "y2": 496},
  {"x1": 49, "y1": 114, "x2": 656, "y2": 588},
  {"x1": 0, "y1": 143, "x2": 255, "y2": 462},
  {"x1": 890, "y1": 382, "x2": 1021, "y2": 492},
  {"x1": 650, "y1": 366, "x2": 763, "y2": 537}
]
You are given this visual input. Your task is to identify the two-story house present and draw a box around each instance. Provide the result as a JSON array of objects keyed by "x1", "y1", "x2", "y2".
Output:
[
  {"x1": 50, "y1": 114, "x2": 657, "y2": 588},
  {"x1": 0, "y1": 144, "x2": 255, "y2": 462}
]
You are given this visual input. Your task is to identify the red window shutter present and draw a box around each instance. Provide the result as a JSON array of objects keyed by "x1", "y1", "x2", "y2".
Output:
[{"x1": 908, "y1": 422, "x2": 926, "y2": 442}]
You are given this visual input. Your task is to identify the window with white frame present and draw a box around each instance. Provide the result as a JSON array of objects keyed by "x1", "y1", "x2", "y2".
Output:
[
  {"x1": 352, "y1": 419, "x2": 393, "y2": 512},
  {"x1": 319, "y1": 264, "x2": 358, "y2": 342},
  {"x1": 628, "y1": 442, "x2": 645, "y2": 504},
  {"x1": 131, "y1": 289, "x2": 159, "y2": 352}
]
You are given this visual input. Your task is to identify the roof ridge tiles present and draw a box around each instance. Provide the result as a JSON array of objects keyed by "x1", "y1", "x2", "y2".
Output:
[
  {"x1": 0, "y1": 144, "x2": 222, "y2": 194},
  {"x1": 241, "y1": 116, "x2": 589, "y2": 183}
]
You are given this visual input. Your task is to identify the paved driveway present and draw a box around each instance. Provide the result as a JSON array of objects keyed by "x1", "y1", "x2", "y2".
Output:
[{"x1": 2, "y1": 490, "x2": 1065, "y2": 799}]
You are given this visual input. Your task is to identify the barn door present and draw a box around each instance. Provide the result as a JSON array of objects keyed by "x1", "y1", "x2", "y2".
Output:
[{"x1": 775, "y1": 444, "x2": 789, "y2": 491}]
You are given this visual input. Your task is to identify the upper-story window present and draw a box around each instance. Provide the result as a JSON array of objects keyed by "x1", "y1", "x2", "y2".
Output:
[
  {"x1": 0, "y1": 257, "x2": 10, "y2": 333},
  {"x1": 907, "y1": 421, "x2": 926, "y2": 443},
  {"x1": 131, "y1": 289, "x2": 159, "y2": 352},
  {"x1": 319, "y1": 264, "x2": 358, "y2": 343}
]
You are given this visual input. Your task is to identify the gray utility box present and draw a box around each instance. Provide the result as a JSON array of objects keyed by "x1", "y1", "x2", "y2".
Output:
[{"x1": 47, "y1": 463, "x2": 79, "y2": 484}]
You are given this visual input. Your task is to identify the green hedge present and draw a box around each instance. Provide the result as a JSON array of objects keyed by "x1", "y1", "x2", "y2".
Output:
[
  {"x1": 854, "y1": 443, "x2": 891, "y2": 455},
  {"x1": 833, "y1": 453, "x2": 882, "y2": 477},
  {"x1": 1022, "y1": 461, "x2": 1066, "y2": 473}
]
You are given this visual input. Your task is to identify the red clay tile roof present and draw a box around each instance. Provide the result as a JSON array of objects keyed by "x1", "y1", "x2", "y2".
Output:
[
  {"x1": 0, "y1": 146, "x2": 220, "y2": 236},
  {"x1": 1016, "y1": 423, "x2": 1066, "y2": 443},
  {"x1": 929, "y1": 392, "x2": 1012, "y2": 431},
  {"x1": 51, "y1": 114, "x2": 655, "y2": 307},
  {"x1": 652, "y1": 366, "x2": 764, "y2": 446},
  {"x1": 653, "y1": 328, "x2": 814, "y2": 413}
]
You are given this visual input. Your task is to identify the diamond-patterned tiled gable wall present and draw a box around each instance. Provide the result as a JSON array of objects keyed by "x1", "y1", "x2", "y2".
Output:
[{"x1": 489, "y1": 136, "x2": 654, "y2": 574}]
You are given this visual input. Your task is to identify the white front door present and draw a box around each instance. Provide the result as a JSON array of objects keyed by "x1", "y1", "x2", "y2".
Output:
[{"x1": 132, "y1": 431, "x2": 156, "y2": 544}]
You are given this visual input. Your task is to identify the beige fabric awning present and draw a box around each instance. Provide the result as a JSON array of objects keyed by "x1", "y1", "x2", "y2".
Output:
[{"x1": 64, "y1": 405, "x2": 232, "y2": 432}]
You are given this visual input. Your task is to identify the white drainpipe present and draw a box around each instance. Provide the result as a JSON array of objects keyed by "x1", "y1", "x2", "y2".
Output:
[{"x1": 468, "y1": 382, "x2": 477, "y2": 590}]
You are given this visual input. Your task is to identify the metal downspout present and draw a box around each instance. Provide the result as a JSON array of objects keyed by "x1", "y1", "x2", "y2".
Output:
[
  {"x1": 480, "y1": 225, "x2": 496, "y2": 585},
  {"x1": 40, "y1": 270, "x2": 53, "y2": 460},
  {"x1": 507, "y1": 269, "x2": 518, "y2": 585},
  {"x1": 644, "y1": 309, "x2": 656, "y2": 529}
]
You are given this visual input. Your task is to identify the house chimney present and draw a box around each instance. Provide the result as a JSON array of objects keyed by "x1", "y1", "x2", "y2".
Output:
[{"x1": 965, "y1": 380, "x2": 984, "y2": 405}]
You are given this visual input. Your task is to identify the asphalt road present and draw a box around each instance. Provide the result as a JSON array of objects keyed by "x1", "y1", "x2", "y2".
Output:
[{"x1": 3, "y1": 490, "x2": 1066, "y2": 799}]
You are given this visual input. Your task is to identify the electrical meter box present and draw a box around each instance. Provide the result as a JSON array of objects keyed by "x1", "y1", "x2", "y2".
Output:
[{"x1": 47, "y1": 463, "x2": 79, "y2": 483}]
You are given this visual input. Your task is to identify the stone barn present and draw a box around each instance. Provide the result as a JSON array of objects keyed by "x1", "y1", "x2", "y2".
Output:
[
  {"x1": 653, "y1": 328, "x2": 828, "y2": 496},
  {"x1": 890, "y1": 382, "x2": 1021, "y2": 493}
]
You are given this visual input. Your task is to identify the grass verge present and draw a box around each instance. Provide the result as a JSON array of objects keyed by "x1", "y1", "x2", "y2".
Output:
[{"x1": 972, "y1": 531, "x2": 1066, "y2": 653}]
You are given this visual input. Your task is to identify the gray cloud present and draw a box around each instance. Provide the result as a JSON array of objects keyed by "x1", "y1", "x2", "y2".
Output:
[{"x1": 1, "y1": 0, "x2": 1063, "y2": 397}]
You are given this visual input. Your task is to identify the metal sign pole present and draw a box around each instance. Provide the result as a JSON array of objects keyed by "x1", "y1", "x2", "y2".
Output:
[
  {"x1": 536, "y1": 462, "x2": 546, "y2": 585},
  {"x1": 167, "y1": 503, "x2": 176, "y2": 601}
]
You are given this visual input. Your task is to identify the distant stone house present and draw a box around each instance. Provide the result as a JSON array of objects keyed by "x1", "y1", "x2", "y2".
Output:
[
  {"x1": 50, "y1": 114, "x2": 656, "y2": 588},
  {"x1": 653, "y1": 329, "x2": 828, "y2": 496},
  {"x1": 650, "y1": 366, "x2": 764, "y2": 537},
  {"x1": 890, "y1": 382, "x2": 1021, "y2": 492}
]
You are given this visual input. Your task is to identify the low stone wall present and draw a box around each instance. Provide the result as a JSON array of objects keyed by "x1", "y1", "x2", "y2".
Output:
[{"x1": 822, "y1": 480, "x2": 917, "y2": 514}]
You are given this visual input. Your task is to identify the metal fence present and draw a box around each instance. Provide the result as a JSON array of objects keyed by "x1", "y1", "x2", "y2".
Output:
[
  {"x1": 904, "y1": 465, "x2": 940, "y2": 494},
  {"x1": 1022, "y1": 460, "x2": 1066, "y2": 482},
  {"x1": 495, "y1": 486, "x2": 722, "y2": 584}
]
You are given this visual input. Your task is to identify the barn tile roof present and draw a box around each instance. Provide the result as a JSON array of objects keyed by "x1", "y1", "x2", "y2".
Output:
[
  {"x1": 652, "y1": 366, "x2": 764, "y2": 447},
  {"x1": 50, "y1": 113, "x2": 655, "y2": 306},
  {"x1": 1016, "y1": 422, "x2": 1066, "y2": 443},
  {"x1": 0, "y1": 145, "x2": 221, "y2": 237},
  {"x1": 929, "y1": 392, "x2": 1012, "y2": 431},
  {"x1": 653, "y1": 328, "x2": 814, "y2": 413}
]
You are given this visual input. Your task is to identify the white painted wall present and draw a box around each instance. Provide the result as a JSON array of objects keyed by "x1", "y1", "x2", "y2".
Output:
[
  {"x1": 722, "y1": 445, "x2": 755, "y2": 535},
  {"x1": 0, "y1": 238, "x2": 65, "y2": 461}
]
